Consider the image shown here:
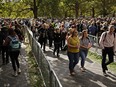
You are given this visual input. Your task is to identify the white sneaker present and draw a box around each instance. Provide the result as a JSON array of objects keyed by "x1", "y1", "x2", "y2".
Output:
[
  {"x1": 14, "y1": 71, "x2": 18, "y2": 77},
  {"x1": 18, "y1": 68, "x2": 21, "y2": 74},
  {"x1": 70, "y1": 72, "x2": 76, "y2": 76},
  {"x1": 80, "y1": 67, "x2": 85, "y2": 72}
]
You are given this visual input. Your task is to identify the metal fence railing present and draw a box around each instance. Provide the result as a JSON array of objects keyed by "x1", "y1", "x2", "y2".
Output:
[
  {"x1": 78, "y1": 32, "x2": 102, "y2": 55},
  {"x1": 23, "y1": 26, "x2": 63, "y2": 87},
  {"x1": 88, "y1": 34, "x2": 102, "y2": 55}
]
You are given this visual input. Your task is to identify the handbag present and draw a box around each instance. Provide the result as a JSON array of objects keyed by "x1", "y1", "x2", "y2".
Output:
[{"x1": 62, "y1": 44, "x2": 68, "y2": 51}]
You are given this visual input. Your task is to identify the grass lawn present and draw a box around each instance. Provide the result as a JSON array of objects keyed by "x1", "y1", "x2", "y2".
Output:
[
  {"x1": 88, "y1": 51, "x2": 116, "y2": 74},
  {"x1": 25, "y1": 44, "x2": 44, "y2": 87}
]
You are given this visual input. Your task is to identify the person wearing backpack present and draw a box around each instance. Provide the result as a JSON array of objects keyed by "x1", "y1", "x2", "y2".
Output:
[
  {"x1": 3, "y1": 29, "x2": 21, "y2": 77},
  {"x1": 99, "y1": 25, "x2": 116, "y2": 76}
]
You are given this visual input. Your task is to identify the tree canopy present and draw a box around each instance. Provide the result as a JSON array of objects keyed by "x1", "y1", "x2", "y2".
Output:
[{"x1": 0, "y1": 0, "x2": 116, "y2": 18}]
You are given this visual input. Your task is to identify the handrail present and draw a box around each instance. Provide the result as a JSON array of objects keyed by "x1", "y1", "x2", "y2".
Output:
[{"x1": 23, "y1": 26, "x2": 63, "y2": 87}]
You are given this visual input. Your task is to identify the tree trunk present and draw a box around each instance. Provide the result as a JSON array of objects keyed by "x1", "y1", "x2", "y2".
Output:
[
  {"x1": 64, "y1": 11, "x2": 67, "y2": 18},
  {"x1": 75, "y1": 1, "x2": 79, "y2": 18},
  {"x1": 113, "y1": 11, "x2": 115, "y2": 17},
  {"x1": 101, "y1": 0, "x2": 107, "y2": 17},
  {"x1": 80, "y1": 11, "x2": 82, "y2": 17},
  {"x1": 33, "y1": 0, "x2": 38, "y2": 18},
  {"x1": 92, "y1": 7, "x2": 95, "y2": 18},
  {"x1": 103, "y1": 8, "x2": 107, "y2": 17}
]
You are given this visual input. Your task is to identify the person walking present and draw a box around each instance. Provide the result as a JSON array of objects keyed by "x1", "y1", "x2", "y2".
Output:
[
  {"x1": 3, "y1": 29, "x2": 21, "y2": 77},
  {"x1": 53, "y1": 28, "x2": 62, "y2": 57},
  {"x1": 38, "y1": 23, "x2": 48, "y2": 52},
  {"x1": 99, "y1": 25, "x2": 116, "y2": 76},
  {"x1": 47, "y1": 23, "x2": 54, "y2": 48},
  {"x1": 79, "y1": 30, "x2": 92, "y2": 72},
  {"x1": 67, "y1": 28, "x2": 80, "y2": 76},
  {"x1": 0, "y1": 26, "x2": 9, "y2": 65}
]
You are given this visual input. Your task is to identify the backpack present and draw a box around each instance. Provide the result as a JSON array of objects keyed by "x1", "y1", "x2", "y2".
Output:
[
  {"x1": 8, "y1": 36, "x2": 21, "y2": 51},
  {"x1": 103, "y1": 32, "x2": 115, "y2": 41}
]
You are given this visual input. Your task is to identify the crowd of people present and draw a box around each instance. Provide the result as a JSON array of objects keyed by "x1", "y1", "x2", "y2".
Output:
[
  {"x1": 28, "y1": 17, "x2": 116, "y2": 76},
  {"x1": 0, "y1": 18, "x2": 24, "y2": 76},
  {"x1": 0, "y1": 17, "x2": 116, "y2": 77}
]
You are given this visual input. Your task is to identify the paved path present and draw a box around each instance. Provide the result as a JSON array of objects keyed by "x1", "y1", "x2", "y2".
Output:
[
  {"x1": 0, "y1": 43, "x2": 31, "y2": 87},
  {"x1": 0, "y1": 43, "x2": 116, "y2": 87},
  {"x1": 44, "y1": 46, "x2": 116, "y2": 87}
]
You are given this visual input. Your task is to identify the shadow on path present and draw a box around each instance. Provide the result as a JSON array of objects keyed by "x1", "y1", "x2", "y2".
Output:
[{"x1": 44, "y1": 46, "x2": 116, "y2": 87}]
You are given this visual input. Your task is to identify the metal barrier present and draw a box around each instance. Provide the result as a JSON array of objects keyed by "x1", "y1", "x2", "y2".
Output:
[
  {"x1": 78, "y1": 32, "x2": 101, "y2": 55},
  {"x1": 23, "y1": 26, "x2": 63, "y2": 87},
  {"x1": 88, "y1": 34, "x2": 102, "y2": 55}
]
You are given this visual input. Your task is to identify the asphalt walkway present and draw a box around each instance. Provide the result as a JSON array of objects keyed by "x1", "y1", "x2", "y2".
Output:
[
  {"x1": 0, "y1": 44, "x2": 116, "y2": 87},
  {"x1": 0, "y1": 43, "x2": 31, "y2": 87},
  {"x1": 45, "y1": 46, "x2": 116, "y2": 87}
]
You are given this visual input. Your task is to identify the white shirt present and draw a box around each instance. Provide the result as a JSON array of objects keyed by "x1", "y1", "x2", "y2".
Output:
[{"x1": 99, "y1": 31, "x2": 116, "y2": 52}]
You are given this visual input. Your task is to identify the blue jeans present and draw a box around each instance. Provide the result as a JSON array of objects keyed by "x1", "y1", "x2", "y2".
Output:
[
  {"x1": 67, "y1": 52, "x2": 79, "y2": 72},
  {"x1": 80, "y1": 49, "x2": 88, "y2": 68}
]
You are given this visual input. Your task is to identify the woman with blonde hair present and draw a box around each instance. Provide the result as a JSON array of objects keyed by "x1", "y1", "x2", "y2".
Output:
[{"x1": 67, "y1": 29, "x2": 80, "y2": 76}]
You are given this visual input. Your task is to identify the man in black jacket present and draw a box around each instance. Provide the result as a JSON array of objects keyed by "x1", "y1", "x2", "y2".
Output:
[
  {"x1": 53, "y1": 28, "x2": 62, "y2": 57},
  {"x1": 38, "y1": 23, "x2": 48, "y2": 52}
]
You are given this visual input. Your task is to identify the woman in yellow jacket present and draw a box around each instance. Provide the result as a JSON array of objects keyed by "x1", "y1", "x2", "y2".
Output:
[{"x1": 67, "y1": 28, "x2": 80, "y2": 76}]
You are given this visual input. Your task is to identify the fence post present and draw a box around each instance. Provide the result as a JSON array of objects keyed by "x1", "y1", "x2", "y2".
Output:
[{"x1": 49, "y1": 70, "x2": 53, "y2": 87}]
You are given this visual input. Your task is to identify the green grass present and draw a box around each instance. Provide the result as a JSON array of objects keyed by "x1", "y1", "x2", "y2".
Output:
[
  {"x1": 88, "y1": 51, "x2": 116, "y2": 74},
  {"x1": 25, "y1": 44, "x2": 45, "y2": 87}
]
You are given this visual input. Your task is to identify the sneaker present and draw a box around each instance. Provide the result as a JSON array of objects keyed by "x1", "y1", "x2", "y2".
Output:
[
  {"x1": 70, "y1": 72, "x2": 75, "y2": 76},
  {"x1": 80, "y1": 67, "x2": 85, "y2": 72},
  {"x1": 57, "y1": 54, "x2": 60, "y2": 57},
  {"x1": 18, "y1": 68, "x2": 21, "y2": 74},
  {"x1": 6, "y1": 61, "x2": 9, "y2": 64},
  {"x1": 103, "y1": 71, "x2": 108, "y2": 76},
  {"x1": 49, "y1": 47, "x2": 52, "y2": 49},
  {"x1": 53, "y1": 52, "x2": 55, "y2": 55},
  {"x1": 83, "y1": 67, "x2": 86, "y2": 70},
  {"x1": 43, "y1": 49, "x2": 46, "y2": 52},
  {"x1": 14, "y1": 71, "x2": 18, "y2": 77},
  {"x1": 2, "y1": 62, "x2": 5, "y2": 65}
]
